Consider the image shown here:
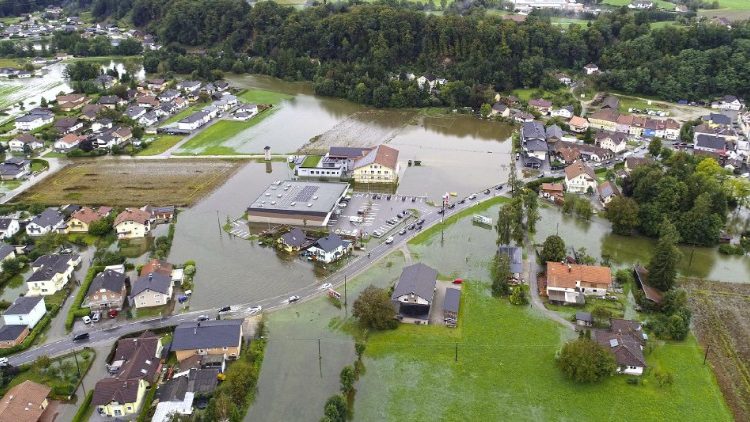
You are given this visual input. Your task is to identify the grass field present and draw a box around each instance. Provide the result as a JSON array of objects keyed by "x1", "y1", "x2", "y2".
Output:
[
  {"x1": 0, "y1": 85, "x2": 23, "y2": 110},
  {"x1": 714, "y1": 0, "x2": 750, "y2": 9},
  {"x1": 14, "y1": 159, "x2": 244, "y2": 206},
  {"x1": 238, "y1": 88, "x2": 292, "y2": 105},
  {"x1": 0, "y1": 58, "x2": 26, "y2": 69},
  {"x1": 177, "y1": 108, "x2": 278, "y2": 155},
  {"x1": 301, "y1": 155, "x2": 322, "y2": 167},
  {"x1": 161, "y1": 104, "x2": 205, "y2": 126},
  {"x1": 356, "y1": 281, "x2": 732, "y2": 421},
  {"x1": 136, "y1": 135, "x2": 184, "y2": 156}
]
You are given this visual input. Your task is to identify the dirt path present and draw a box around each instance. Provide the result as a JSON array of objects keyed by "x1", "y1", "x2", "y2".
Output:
[{"x1": 400, "y1": 245, "x2": 413, "y2": 264}]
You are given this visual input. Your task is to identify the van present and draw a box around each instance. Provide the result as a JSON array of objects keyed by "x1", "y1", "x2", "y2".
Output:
[{"x1": 73, "y1": 332, "x2": 90, "y2": 342}]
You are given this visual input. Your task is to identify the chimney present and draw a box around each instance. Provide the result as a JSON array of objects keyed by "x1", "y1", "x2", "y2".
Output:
[
  {"x1": 148, "y1": 272, "x2": 153, "y2": 281},
  {"x1": 567, "y1": 264, "x2": 572, "y2": 273}
]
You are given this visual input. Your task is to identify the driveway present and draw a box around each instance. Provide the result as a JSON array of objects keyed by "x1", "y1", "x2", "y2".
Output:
[{"x1": 524, "y1": 242, "x2": 574, "y2": 331}]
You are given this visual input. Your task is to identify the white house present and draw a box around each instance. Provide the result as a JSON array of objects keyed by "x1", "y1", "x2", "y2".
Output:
[
  {"x1": 14, "y1": 111, "x2": 53, "y2": 131},
  {"x1": 8, "y1": 134, "x2": 44, "y2": 152},
  {"x1": 114, "y1": 208, "x2": 151, "y2": 239},
  {"x1": 308, "y1": 234, "x2": 351, "y2": 264},
  {"x1": 26, "y1": 208, "x2": 66, "y2": 237},
  {"x1": 584, "y1": 63, "x2": 599, "y2": 75},
  {"x1": 594, "y1": 319, "x2": 648, "y2": 376},
  {"x1": 551, "y1": 106, "x2": 574, "y2": 119},
  {"x1": 2, "y1": 296, "x2": 46, "y2": 328},
  {"x1": 711, "y1": 95, "x2": 743, "y2": 111},
  {"x1": 26, "y1": 253, "x2": 81, "y2": 296},
  {"x1": 0, "y1": 217, "x2": 20, "y2": 239},
  {"x1": 177, "y1": 111, "x2": 211, "y2": 131},
  {"x1": 391, "y1": 263, "x2": 437, "y2": 325},
  {"x1": 595, "y1": 131, "x2": 628, "y2": 154},
  {"x1": 564, "y1": 161, "x2": 598, "y2": 194},
  {"x1": 130, "y1": 272, "x2": 173, "y2": 308}
]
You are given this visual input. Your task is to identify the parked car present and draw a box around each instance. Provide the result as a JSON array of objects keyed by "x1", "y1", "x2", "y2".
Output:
[
  {"x1": 399, "y1": 228, "x2": 407, "y2": 235},
  {"x1": 449, "y1": 203, "x2": 456, "y2": 209},
  {"x1": 385, "y1": 236, "x2": 394, "y2": 244},
  {"x1": 73, "y1": 332, "x2": 90, "y2": 341},
  {"x1": 82, "y1": 316, "x2": 92, "y2": 324},
  {"x1": 453, "y1": 278, "x2": 463, "y2": 284},
  {"x1": 0, "y1": 357, "x2": 9, "y2": 367},
  {"x1": 484, "y1": 189, "x2": 490, "y2": 195},
  {"x1": 91, "y1": 311, "x2": 101, "y2": 323},
  {"x1": 197, "y1": 315, "x2": 210, "y2": 322},
  {"x1": 416, "y1": 219, "x2": 425, "y2": 225},
  {"x1": 320, "y1": 283, "x2": 332, "y2": 290},
  {"x1": 218, "y1": 306, "x2": 232, "y2": 313},
  {"x1": 495, "y1": 185, "x2": 503, "y2": 190},
  {"x1": 108, "y1": 309, "x2": 118, "y2": 319},
  {"x1": 249, "y1": 305, "x2": 263, "y2": 314},
  {"x1": 408, "y1": 224, "x2": 416, "y2": 230},
  {"x1": 459, "y1": 199, "x2": 466, "y2": 204},
  {"x1": 288, "y1": 295, "x2": 300, "y2": 303}
]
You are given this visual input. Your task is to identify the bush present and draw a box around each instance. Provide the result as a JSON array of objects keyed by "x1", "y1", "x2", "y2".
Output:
[
  {"x1": 509, "y1": 284, "x2": 529, "y2": 305},
  {"x1": 352, "y1": 285, "x2": 398, "y2": 330},
  {"x1": 65, "y1": 266, "x2": 104, "y2": 331},
  {"x1": 557, "y1": 336, "x2": 617, "y2": 383},
  {"x1": 718, "y1": 243, "x2": 744, "y2": 255}
]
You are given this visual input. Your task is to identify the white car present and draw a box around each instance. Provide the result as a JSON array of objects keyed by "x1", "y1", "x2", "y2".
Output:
[
  {"x1": 288, "y1": 295, "x2": 301, "y2": 303},
  {"x1": 320, "y1": 282, "x2": 332, "y2": 290},
  {"x1": 0, "y1": 357, "x2": 9, "y2": 367},
  {"x1": 385, "y1": 236, "x2": 394, "y2": 244},
  {"x1": 82, "y1": 316, "x2": 92, "y2": 324},
  {"x1": 249, "y1": 305, "x2": 263, "y2": 314}
]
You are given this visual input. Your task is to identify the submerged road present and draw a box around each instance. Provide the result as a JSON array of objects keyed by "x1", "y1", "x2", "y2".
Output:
[{"x1": 7, "y1": 185, "x2": 510, "y2": 367}]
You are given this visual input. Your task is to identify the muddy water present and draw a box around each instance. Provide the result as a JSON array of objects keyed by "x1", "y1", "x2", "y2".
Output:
[{"x1": 535, "y1": 205, "x2": 750, "y2": 283}]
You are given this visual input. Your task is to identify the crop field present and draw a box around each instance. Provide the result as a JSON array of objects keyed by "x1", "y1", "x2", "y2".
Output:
[
  {"x1": 683, "y1": 279, "x2": 750, "y2": 421},
  {"x1": 14, "y1": 159, "x2": 244, "y2": 206}
]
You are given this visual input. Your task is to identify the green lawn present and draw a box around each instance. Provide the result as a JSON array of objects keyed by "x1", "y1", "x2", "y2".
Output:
[
  {"x1": 161, "y1": 104, "x2": 205, "y2": 126},
  {"x1": 613, "y1": 93, "x2": 671, "y2": 113},
  {"x1": 132, "y1": 304, "x2": 170, "y2": 319},
  {"x1": 176, "y1": 108, "x2": 278, "y2": 155},
  {"x1": 238, "y1": 88, "x2": 292, "y2": 105},
  {"x1": 136, "y1": 135, "x2": 184, "y2": 156},
  {"x1": 0, "y1": 58, "x2": 26, "y2": 69},
  {"x1": 356, "y1": 281, "x2": 732, "y2": 421},
  {"x1": 42, "y1": 151, "x2": 68, "y2": 158},
  {"x1": 714, "y1": 0, "x2": 750, "y2": 9},
  {"x1": 301, "y1": 155, "x2": 322, "y2": 167},
  {"x1": 409, "y1": 196, "x2": 509, "y2": 246}
]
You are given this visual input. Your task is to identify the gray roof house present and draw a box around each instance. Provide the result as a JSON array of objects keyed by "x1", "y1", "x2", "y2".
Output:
[
  {"x1": 4, "y1": 295, "x2": 43, "y2": 315},
  {"x1": 171, "y1": 319, "x2": 244, "y2": 359},
  {"x1": 309, "y1": 234, "x2": 350, "y2": 264},
  {"x1": 695, "y1": 134, "x2": 728, "y2": 153},
  {"x1": 86, "y1": 269, "x2": 129, "y2": 310},
  {"x1": 0, "y1": 157, "x2": 30, "y2": 180},
  {"x1": 545, "y1": 124, "x2": 564, "y2": 142},
  {"x1": 26, "y1": 208, "x2": 65, "y2": 236},
  {"x1": 521, "y1": 121, "x2": 546, "y2": 142},
  {"x1": 392, "y1": 263, "x2": 437, "y2": 324},
  {"x1": 0, "y1": 244, "x2": 15, "y2": 261},
  {"x1": 131, "y1": 272, "x2": 171, "y2": 297},
  {"x1": 497, "y1": 245, "x2": 523, "y2": 279},
  {"x1": 279, "y1": 227, "x2": 306, "y2": 250}
]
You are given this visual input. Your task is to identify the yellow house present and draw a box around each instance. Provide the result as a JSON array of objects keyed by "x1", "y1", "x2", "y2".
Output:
[
  {"x1": 172, "y1": 319, "x2": 244, "y2": 362},
  {"x1": 352, "y1": 144, "x2": 399, "y2": 184},
  {"x1": 66, "y1": 206, "x2": 111, "y2": 233},
  {"x1": 587, "y1": 110, "x2": 619, "y2": 132},
  {"x1": 115, "y1": 208, "x2": 151, "y2": 239},
  {"x1": 92, "y1": 378, "x2": 148, "y2": 417}
]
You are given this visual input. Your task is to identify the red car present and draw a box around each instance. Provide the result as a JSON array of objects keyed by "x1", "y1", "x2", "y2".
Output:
[
  {"x1": 453, "y1": 278, "x2": 463, "y2": 285},
  {"x1": 108, "y1": 309, "x2": 119, "y2": 319}
]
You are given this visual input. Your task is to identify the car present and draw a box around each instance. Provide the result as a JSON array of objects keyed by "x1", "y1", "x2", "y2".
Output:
[
  {"x1": 386, "y1": 195, "x2": 391, "y2": 200},
  {"x1": 320, "y1": 283, "x2": 332, "y2": 290},
  {"x1": 73, "y1": 332, "x2": 90, "y2": 342},
  {"x1": 515, "y1": 153, "x2": 520, "y2": 160},
  {"x1": 396, "y1": 213, "x2": 403, "y2": 219},
  {"x1": 399, "y1": 228, "x2": 407, "y2": 235},
  {"x1": 495, "y1": 185, "x2": 503, "y2": 190},
  {"x1": 249, "y1": 305, "x2": 263, "y2": 314},
  {"x1": 453, "y1": 278, "x2": 463, "y2": 284},
  {"x1": 218, "y1": 306, "x2": 232, "y2": 313},
  {"x1": 0, "y1": 357, "x2": 9, "y2": 367},
  {"x1": 288, "y1": 295, "x2": 300, "y2": 303},
  {"x1": 484, "y1": 189, "x2": 490, "y2": 195},
  {"x1": 437, "y1": 209, "x2": 444, "y2": 215},
  {"x1": 82, "y1": 316, "x2": 92, "y2": 324},
  {"x1": 537, "y1": 173, "x2": 545, "y2": 179},
  {"x1": 338, "y1": 202, "x2": 347, "y2": 208},
  {"x1": 402, "y1": 196, "x2": 407, "y2": 201},
  {"x1": 469, "y1": 194, "x2": 477, "y2": 200},
  {"x1": 197, "y1": 315, "x2": 210, "y2": 322},
  {"x1": 449, "y1": 203, "x2": 456, "y2": 209},
  {"x1": 411, "y1": 197, "x2": 416, "y2": 202},
  {"x1": 459, "y1": 199, "x2": 466, "y2": 204},
  {"x1": 417, "y1": 219, "x2": 425, "y2": 225},
  {"x1": 415, "y1": 225, "x2": 423, "y2": 231},
  {"x1": 408, "y1": 224, "x2": 416, "y2": 230},
  {"x1": 91, "y1": 311, "x2": 101, "y2": 323},
  {"x1": 385, "y1": 236, "x2": 394, "y2": 244},
  {"x1": 108, "y1": 309, "x2": 119, "y2": 319}
]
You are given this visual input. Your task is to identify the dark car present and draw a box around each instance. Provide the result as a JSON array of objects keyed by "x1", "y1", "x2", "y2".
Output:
[
  {"x1": 495, "y1": 185, "x2": 503, "y2": 190},
  {"x1": 218, "y1": 306, "x2": 231, "y2": 313},
  {"x1": 386, "y1": 195, "x2": 391, "y2": 200},
  {"x1": 417, "y1": 219, "x2": 425, "y2": 225},
  {"x1": 484, "y1": 189, "x2": 490, "y2": 194},
  {"x1": 411, "y1": 197, "x2": 416, "y2": 202},
  {"x1": 402, "y1": 196, "x2": 407, "y2": 202},
  {"x1": 459, "y1": 199, "x2": 466, "y2": 204},
  {"x1": 408, "y1": 224, "x2": 416, "y2": 230},
  {"x1": 449, "y1": 203, "x2": 456, "y2": 209},
  {"x1": 437, "y1": 209, "x2": 444, "y2": 215},
  {"x1": 73, "y1": 332, "x2": 90, "y2": 342}
]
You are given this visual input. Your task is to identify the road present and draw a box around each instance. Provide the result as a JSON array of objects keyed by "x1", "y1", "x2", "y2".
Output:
[
  {"x1": 7, "y1": 185, "x2": 510, "y2": 366},
  {"x1": 524, "y1": 240, "x2": 574, "y2": 330},
  {"x1": 0, "y1": 153, "x2": 67, "y2": 204}
]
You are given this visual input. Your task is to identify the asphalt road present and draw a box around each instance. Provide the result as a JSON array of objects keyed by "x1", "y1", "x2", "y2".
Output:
[{"x1": 7, "y1": 185, "x2": 509, "y2": 366}]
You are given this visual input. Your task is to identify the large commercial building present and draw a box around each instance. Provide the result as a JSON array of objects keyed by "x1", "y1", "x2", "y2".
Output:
[{"x1": 247, "y1": 180, "x2": 349, "y2": 227}]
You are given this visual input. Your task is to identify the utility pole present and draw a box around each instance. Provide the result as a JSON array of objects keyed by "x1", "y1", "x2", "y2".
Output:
[
  {"x1": 344, "y1": 275, "x2": 348, "y2": 318},
  {"x1": 455, "y1": 343, "x2": 458, "y2": 362},
  {"x1": 73, "y1": 348, "x2": 86, "y2": 396},
  {"x1": 703, "y1": 344, "x2": 710, "y2": 365},
  {"x1": 318, "y1": 338, "x2": 322, "y2": 360}
]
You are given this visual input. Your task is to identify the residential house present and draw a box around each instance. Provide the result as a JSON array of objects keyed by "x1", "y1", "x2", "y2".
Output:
[
  {"x1": 629, "y1": 0, "x2": 653, "y2": 9},
  {"x1": 232, "y1": 104, "x2": 259, "y2": 121},
  {"x1": 703, "y1": 113, "x2": 732, "y2": 128},
  {"x1": 556, "y1": 73, "x2": 572, "y2": 85},
  {"x1": 308, "y1": 234, "x2": 351, "y2": 263},
  {"x1": 91, "y1": 118, "x2": 113, "y2": 133},
  {"x1": 157, "y1": 89, "x2": 180, "y2": 102},
  {"x1": 56, "y1": 93, "x2": 88, "y2": 111},
  {"x1": 694, "y1": 134, "x2": 729, "y2": 155},
  {"x1": 546, "y1": 261, "x2": 612, "y2": 304},
  {"x1": 26, "y1": 208, "x2": 66, "y2": 236},
  {"x1": 0, "y1": 381, "x2": 51, "y2": 420},
  {"x1": 664, "y1": 118, "x2": 680, "y2": 140},
  {"x1": 539, "y1": 182, "x2": 565, "y2": 203},
  {"x1": 178, "y1": 111, "x2": 211, "y2": 131},
  {"x1": 633, "y1": 265, "x2": 663, "y2": 305},
  {"x1": 545, "y1": 124, "x2": 564, "y2": 144},
  {"x1": 14, "y1": 110, "x2": 54, "y2": 131},
  {"x1": 594, "y1": 319, "x2": 648, "y2": 375},
  {"x1": 564, "y1": 161, "x2": 598, "y2": 194},
  {"x1": 53, "y1": 117, "x2": 83, "y2": 135},
  {"x1": 96, "y1": 127, "x2": 132, "y2": 149},
  {"x1": 568, "y1": 116, "x2": 589, "y2": 133},
  {"x1": 624, "y1": 156, "x2": 653, "y2": 173},
  {"x1": 642, "y1": 118, "x2": 665, "y2": 138},
  {"x1": 597, "y1": 181, "x2": 621, "y2": 206},
  {"x1": 0, "y1": 217, "x2": 20, "y2": 238},
  {"x1": 615, "y1": 114, "x2": 634, "y2": 134},
  {"x1": 2, "y1": 296, "x2": 45, "y2": 328},
  {"x1": 146, "y1": 78, "x2": 167, "y2": 92},
  {"x1": 629, "y1": 116, "x2": 647, "y2": 137},
  {"x1": 551, "y1": 106, "x2": 574, "y2": 119},
  {"x1": 553, "y1": 144, "x2": 581, "y2": 165},
  {"x1": 711, "y1": 95, "x2": 743, "y2": 111},
  {"x1": 0, "y1": 243, "x2": 15, "y2": 263},
  {"x1": 93, "y1": 378, "x2": 148, "y2": 418},
  {"x1": 524, "y1": 139, "x2": 549, "y2": 163},
  {"x1": 9, "y1": 134, "x2": 44, "y2": 152},
  {"x1": 53, "y1": 133, "x2": 85, "y2": 152},
  {"x1": 136, "y1": 95, "x2": 160, "y2": 109},
  {"x1": 114, "y1": 208, "x2": 151, "y2": 239},
  {"x1": 497, "y1": 245, "x2": 523, "y2": 281},
  {"x1": 26, "y1": 253, "x2": 80, "y2": 296},
  {"x1": 490, "y1": 102, "x2": 510, "y2": 117},
  {"x1": 215, "y1": 81, "x2": 230, "y2": 92},
  {"x1": 351, "y1": 144, "x2": 400, "y2": 184},
  {"x1": 151, "y1": 368, "x2": 220, "y2": 422},
  {"x1": 139, "y1": 111, "x2": 159, "y2": 127},
  {"x1": 416, "y1": 74, "x2": 446, "y2": 92},
  {"x1": 141, "y1": 205, "x2": 175, "y2": 223},
  {"x1": 98, "y1": 95, "x2": 126, "y2": 108},
  {"x1": 0, "y1": 324, "x2": 29, "y2": 348},
  {"x1": 599, "y1": 95, "x2": 620, "y2": 111},
  {"x1": 171, "y1": 319, "x2": 244, "y2": 361},
  {"x1": 106, "y1": 331, "x2": 163, "y2": 382},
  {"x1": 583, "y1": 63, "x2": 599, "y2": 75},
  {"x1": 513, "y1": 111, "x2": 535, "y2": 123},
  {"x1": 528, "y1": 98, "x2": 553, "y2": 115},
  {"x1": 595, "y1": 131, "x2": 628, "y2": 154},
  {"x1": 130, "y1": 272, "x2": 173, "y2": 308},
  {"x1": 521, "y1": 121, "x2": 546, "y2": 143},
  {"x1": 85, "y1": 269, "x2": 128, "y2": 310},
  {"x1": 278, "y1": 227, "x2": 307, "y2": 253},
  {"x1": 140, "y1": 259, "x2": 173, "y2": 278},
  {"x1": 575, "y1": 311, "x2": 593, "y2": 327},
  {"x1": 588, "y1": 109, "x2": 619, "y2": 132},
  {"x1": 125, "y1": 106, "x2": 147, "y2": 121},
  {"x1": 0, "y1": 158, "x2": 31, "y2": 180},
  {"x1": 94, "y1": 74, "x2": 117, "y2": 89},
  {"x1": 392, "y1": 263, "x2": 437, "y2": 324}
]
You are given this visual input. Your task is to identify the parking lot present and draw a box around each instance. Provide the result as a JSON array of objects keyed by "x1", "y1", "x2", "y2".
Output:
[{"x1": 327, "y1": 192, "x2": 433, "y2": 240}]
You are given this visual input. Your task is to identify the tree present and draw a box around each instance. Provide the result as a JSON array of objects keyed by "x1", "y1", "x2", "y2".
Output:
[
  {"x1": 540, "y1": 235, "x2": 566, "y2": 263},
  {"x1": 88, "y1": 217, "x2": 113, "y2": 237},
  {"x1": 479, "y1": 103, "x2": 491, "y2": 118},
  {"x1": 132, "y1": 126, "x2": 144, "y2": 139},
  {"x1": 647, "y1": 220, "x2": 681, "y2": 291},
  {"x1": 509, "y1": 284, "x2": 529, "y2": 305},
  {"x1": 352, "y1": 286, "x2": 397, "y2": 330},
  {"x1": 523, "y1": 189, "x2": 540, "y2": 233},
  {"x1": 322, "y1": 395, "x2": 347, "y2": 422},
  {"x1": 557, "y1": 337, "x2": 617, "y2": 383},
  {"x1": 1, "y1": 258, "x2": 22, "y2": 275},
  {"x1": 648, "y1": 138, "x2": 662, "y2": 157},
  {"x1": 354, "y1": 341, "x2": 366, "y2": 361},
  {"x1": 40, "y1": 97, "x2": 47, "y2": 108},
  {"x1": 339, "y1": 365, "x2": 355, "y2": 394},
  {"x1": 496, "y1": 204, "x2": 513, "y2": 246},
  {"x1": 605, "y1": 196, "x2": 639, "y2": 235},
  {"x1": 491, "y1": 253, "x2": 511, "y2": 297},
  {"x1": 574, "y1": 198, "x2": 593, "y2": 220}
]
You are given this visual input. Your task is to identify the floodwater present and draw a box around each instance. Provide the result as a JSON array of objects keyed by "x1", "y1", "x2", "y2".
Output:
[{"x1": 534, "y1": 205, "x2": 750, "y2": 283}]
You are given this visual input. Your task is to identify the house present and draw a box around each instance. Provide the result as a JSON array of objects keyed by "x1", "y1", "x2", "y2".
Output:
[
  {"x1": 178, "y1": 111, "x2": 211, "y2": 131},
  {"x1": 0, "y1": 324, "x2": 29, "y2": 348},
  {"x1": 416, "y1": 74, "x2": 446, "y2": 92},
  {"x1": 624, "y1": 156, "x2": 653, "y2": 173},
  {"x1": 584, "y1": 63, "x2": 599, "y2": 75},
  {"x1": 53, "y1": 117, "x2": 83, "y2": 134},
  {"x1": 629, "y1": 0, "x2": 653, "y2": 9},
  {"x1": 2, "y1": 296, "x2": 45, "y2": 328},
  {"x1": 141, "y1": 205, "x2": 175, "y2": 223},
  {"x1": 594, "y1": 319, "x2": 648, "y2": 375},
  {"x1": 14, "y1": 110, "x2": 54, "y2": 131},
  {"x1": 232, "y1": 104, "x2": 259, "y2": 121},
  {"x1": 56, "y1": 93, "x2": 88, "y2": 111},
  {"x1": 9, "y1": 134, "x2": 44, "y2": 152},
  {"x1": 95, "y1": 74, "x2": 117, "y2": 89},
  {"x1": 96, "y1": 127, "x2": 132, "y2": 149},
  {"x1": 513, "y1": 111, "x2": 535, "y2": 123},
  {"x1": 66, "y1": 206, "x2": 110, "y2": 233},
  {"x1": 152, "y1": 367, "x2": 220, "y2": 422},
  {"x1": 564, "y1": 161, "x2": 598, "y2": 194},
  {"x1": 308, "y1": 234, "x2": 351, "y2": 263},
  {"x1": 588, "y1": 109, "x2": 619, "y2": 132},
  {"x1": 598, "y1": 181, "x2": 621, "y2": 206},
  {"x1": 545, "y1": 124, "x2": 564, "y2": 144},
  {"x1": 546, "y1": 261, "x2": 612, "y2": 304},
  {"x1": 352, "y1": 144, "x2": 399, "y2": 184},
  {"x1": 524, "y1": 140, "x2": 549, "y2": 163},
  {"x1": 171, "y1": 319, "x2": 244, "y2": 362},
  {"x1": 528, "y1": 98, "x2": 553, "y2": 115},
  {"x1": 556, "y1": 73, "x2": 572, "y2": 85},
  {"x1": 53, "y1": 133, "x2": 85, "y2": 152},
  {"x1": 711, "y1": 95, "x2": 743, "y2": 111},
  {"x1": 568, "y1": 116, "x2": 589, "y2": 133},
  {"x1": 136, "y1": 95, "x2": 160, "y2": 109},
  {"x1": 107, "y1": 331, "x2": 163, "y2": 382},
  {"x1": 130, "y1": 272, "x2": 173, "y2": 308},
  {"x1": 0, "y1": 158, "x2": 31, "y2": 180},
  {"x1": 551, "y1": 106, "x2": 574, "y2": 119},
  {"x1": 595, "y1": 131, "x2": 628, "y2": 154},
  {"x1": 540, "y1": 182, "x2": 565, "y2": 203},
  {"x1": 497, "y1": 245, "x2": 523, "y2": 281},
  {"x1": 139, "y1": 111, "x2": 159, "y2": 127},
  {"x1": 26, "y1": 208, "x2": 66, "y2": 236},
  {"x1": 443, "y1": 288, "x2": 460, "y2": 326},
  {"x1": 146, "y1": 78, "x2": 167, "y2": 92},
  {"x1": 0, "y1": 217, "x2": 20, "y2": 239},
  {"x1": 91, "y1": 118, "x2": 113, "y2": 133},
  {"x1": 125, "y1": 106, "x2": 147, "y2": 120},
  {"x1": 392, "y1": 263, "x2": 437, "y2": 324},
  {"x1": 278, "y1": 227, "x2": 307, "y2": 252},
  {"x1": 140, "y1": 259, "x2": 173, "y2": 277},
  {"x1": 490, "y1": 102, "x2": 510, "y2": 117},
  {"x1": 26, "y1": 253, "x2": 81, "y2": 296},
  {"x1": 98, "y1": 95, "x2": 126, "y2": 108},
  {"x1": 85, "y1": 269, "x2": 128, "y2": 310},
  {"x1": 0, "y1": 380, "x2": 51, "y2": 420},
  {"x1": 695, "y1": 134, "x2": 728, "y2": 155},
  {"x1": 157, "y1": 89, "x2": 180, "y2": 102},
  {"x1": 703, "y1": 113, "x2": 732, "y2": 128},
  {"x1": 521, "y1": 121, "x2": 546, "y2": 143},
  {"x1": 664, "y1": 118, "x2": 680, "y2": 140},
  {"x1": 575, "y1": 311, "x2": 593, "y2": 327},
  {"x1": 115, "y1": 208, "x2": 151, "y2": 239},
  {"x1": 93, "y1": 378, "x2": 148, "y2": 418}
]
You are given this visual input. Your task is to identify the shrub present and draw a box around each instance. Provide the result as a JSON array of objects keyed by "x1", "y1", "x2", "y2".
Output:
[
  {"x1": 718, "y1": 243, "x2": 744, "y2": 255},
  {"x1": 557, "y1": 336, "x2": 617, "y2": 383}
]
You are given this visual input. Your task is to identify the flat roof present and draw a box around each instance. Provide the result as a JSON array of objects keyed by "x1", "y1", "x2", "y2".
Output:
[{"x1": 247, "y1": 180, "x2": 349, "y2": 216}]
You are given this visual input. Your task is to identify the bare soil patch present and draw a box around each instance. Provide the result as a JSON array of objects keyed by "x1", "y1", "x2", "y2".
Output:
[
  {"x1": 682, "y1": 279, "x2": 750, "y2": 421},
  {"x1": 14, "y1": 159, "x2": 244, "y2": 207}
]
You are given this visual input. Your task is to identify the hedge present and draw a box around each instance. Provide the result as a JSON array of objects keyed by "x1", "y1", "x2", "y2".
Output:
[
  {"x1": 71, "y1": 391, "x2": 94, "y2": 422},
  {"x1": 0, "y1": 313, "x2": 52, "y2": 357},
  {"x1": 65, "y1": 265, "x2": 104, "y2": 331}
]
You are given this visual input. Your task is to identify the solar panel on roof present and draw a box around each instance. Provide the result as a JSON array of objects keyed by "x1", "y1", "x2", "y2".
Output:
[{"x1": 295, "y1": 186, "x2": 319, "y2": 202}]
